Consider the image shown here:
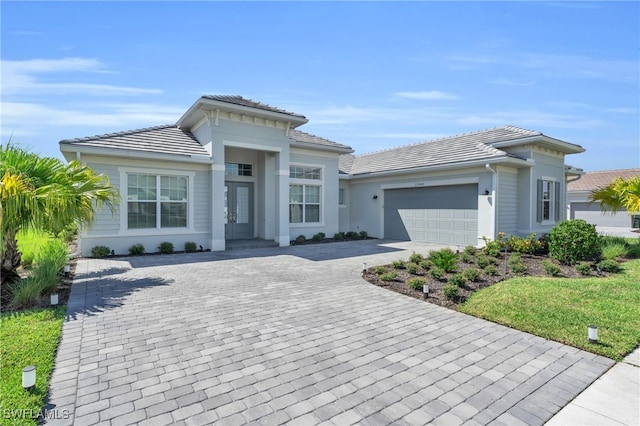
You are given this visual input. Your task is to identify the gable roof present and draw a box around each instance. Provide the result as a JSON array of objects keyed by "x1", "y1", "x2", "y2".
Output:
[
  {"x1": 59, "y1": 125, "x2": 209, "y2": 158},
  {"x1": 341, "y1": 125, "x2": 551, "y2": 175},
  {"x1": 568, "y1": 168, "x2": 640, "y2": 192},
  {"x1": 200, "y1": 95, "x2": 307, "y2": 120},
  {"x1": 289, "y1": 129, "x2": 353, "y2": 153}
]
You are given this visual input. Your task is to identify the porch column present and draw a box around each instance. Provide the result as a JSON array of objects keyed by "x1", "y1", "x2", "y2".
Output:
[
  {"x1": 275, "y1": 148, "x2": 290, "y2": 247},
  {"x1": 210, "y1": 142, "x2": 226, "y2": 251}
]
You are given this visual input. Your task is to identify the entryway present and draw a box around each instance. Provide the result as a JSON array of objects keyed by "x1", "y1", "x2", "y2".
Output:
[{"x1": 225, "y1": 181, "x2": 254, "y2": 239}]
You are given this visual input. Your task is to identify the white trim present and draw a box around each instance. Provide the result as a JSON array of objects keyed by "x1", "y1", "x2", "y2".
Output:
[
  {"x1": 212, "y1": 164, "x2": 225, "y2": 172},
  {"x1": 276, "y1": 169, "x2": 289, "y2": 176},
  {"x1": 542, "y1": 176, "x2": 557, "y2": 182},
  {"x1": 223, "y1": 140, "x2": 282, "y2": 152},
  {"x1": 277, "y1": 235, "x2": 290, "y2": 247},
  {"x1": 289, "y1": 163, "x2": 325, "y2": 225},
  {"x1": 380, "y1": 177, "x2": 479, "y2": 190}
]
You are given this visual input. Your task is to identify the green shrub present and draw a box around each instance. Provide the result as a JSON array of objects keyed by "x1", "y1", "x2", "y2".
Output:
[
  {"x1": 37, "y1": 239, "x2": 68, "y2": 271},
  {"x1": 419, "y1": 260, "x2": 433, "y2": 271},
  {"x1": 407, "y1": 277, "x2": 427, "y2": 291},
  {"x1": 507, "y1": 233, "x2": 543, "y2": 255},
  {"x1": 448, "y1": 274, "x2": 466, "y2": 287},
  {"x1": 460, "y1": 252, "x2": 473, "y2": 263},
  {"x1": 597, "y1": 259, "x2": 620, "y2": 273},
  {"x1": 462, "y1": 268, "x2": 482, "y2": 282},
  {"x1": 600, "y1": 241, "x2": 628, "y2": 260},
  {"x1": 380, "y1": 271, "x2": 398, "y2": 282},
  {"x1": 463, "y1": 245, "x2": 477, "y2": 256},
  {"x1": 484, "y1": 265, "x2": 498, "y2": 276},
  {"x1": 508, "y1": 252, "x2": 526, "y2": 274},
  {"x1": 312, "y1": 232, "x2": 326, "y2": 241},
  {"x1": 91, "y1": 245, "x2": 111, "y2": 257},
  {"x1": 346, "y1": 231, "x2": 360, "y2": 240},
  {"x1": 391, "y1": 259, "x2": 405, "y2": 269},
  {"x1": 295, "y1": 235, "x2": 306, "y2": 244},
  {"x1": 21, "y1": 252, "x2": 35, "y2": 269},
  {"x1": 476, "y1": 255, "x2": 496, "y2": 269},
  {"x1": 409, "y1": 252, "x2": 425, "y2": 264},
  {"x1": 333, "y1": 232, "x2": 345, "y2": 241},
  {"x1": 129, "y1": 243, "x2": 145, "y2": 255},
  {"x1": 158, "y1": 241, "x2": 174, "y2": 254},
  {"x1": 443, "y1": 284, "x2": 459, "y2": 300},
  {"x1": 576, "y1": 262, "x2": 592, "y2": 276},
  {"x1": 430, "y1": 267, "x2": 445, "y2": 281},
  {"x1": 10, "y1": 277, "x2": 43, "y2": 309},
  {"x1": 542, "y1": 260, "x2": 561, "y2": 276},
  {"x1": 429, "y1": 248, "x2": 458, "y2": 273},
  {"x1": 482, "y1": 233, "x2": 506, "y2": 257},
  {"x1": 548, "y1": 219, "x2": 600, "y2": 265},
  {"x1": 184, "y1": 241, "x2": 197, "y2": 253},
  {"x1": 374, "y1": 265, "x2": 387, "y2": 275},
  {"x1": 359, "y1": 230, "x2": 368, "y2": 239},
  {"x1": 406, "y1": 263, "x2": 419, "y2": 274}
]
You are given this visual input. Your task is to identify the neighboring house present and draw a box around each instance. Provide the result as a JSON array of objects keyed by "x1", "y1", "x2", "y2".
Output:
[
  {"x1": 567, "y1": 168, "x2": 640, "y2": 228},
  {"x1": 60, "y1": 95, "x2": 585, "y2": 254}
]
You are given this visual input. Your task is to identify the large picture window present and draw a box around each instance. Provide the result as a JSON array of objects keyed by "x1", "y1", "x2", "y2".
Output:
[
  {"x1": 128, "y1": 174, "x2": 188, "y2": 229},
  {"x1": 289, "y1": 165, "x2": 322, "y2": 224}
]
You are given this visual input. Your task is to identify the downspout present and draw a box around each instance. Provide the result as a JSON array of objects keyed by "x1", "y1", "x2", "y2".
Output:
[
  {"x1": 485, "y1": 164, "x2": 497, "y2": 240},
  {"x1": 565, "y1": 173, "x2": 583, "y2": 220}
]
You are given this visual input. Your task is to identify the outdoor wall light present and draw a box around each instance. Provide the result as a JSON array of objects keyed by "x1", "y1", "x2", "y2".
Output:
[
  {"x1": 588, "y1": 325, "x2": 598, "y2": 343},
  {"x1": 372, "y1": 195, "x2": 378, "y2": 200},
  {"x1": 22, "y1": 366, "x2": 36, "y2": 391},
  {"x1": 423, "y1": 284, "x2": 429, "y2": 299},
  {"x1": 50, "y1": 293, "x2": 59, "y2": 305},
  {"x1": 63, "y1": 264, "x2": 70, "y2": 277},
  {"x1": 483, "y1": 189, "x2": 490, "y2": 195}
]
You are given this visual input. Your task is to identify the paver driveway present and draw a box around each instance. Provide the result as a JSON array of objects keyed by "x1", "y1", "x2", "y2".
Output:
[{"x1": 46, "y1": 240, "x2": 614, "y2": 425}]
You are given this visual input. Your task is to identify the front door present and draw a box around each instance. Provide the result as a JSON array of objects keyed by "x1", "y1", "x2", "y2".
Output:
[{"x1": 225, "y1": 182, "x2": 254, "y2": 239}]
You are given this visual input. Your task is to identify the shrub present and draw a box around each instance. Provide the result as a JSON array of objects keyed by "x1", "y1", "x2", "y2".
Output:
[
  {"x1": 406, "y1": 263, "x2": 420, "y2": 274},
  {"x1": 346, "y1": 231, "x2": 360, "y2": 240},
  {"x1": 429, "y1": 248, "x2": 458, "y2": 273},
  {"x1": 409, "y1": 252, "x2": 424, "y2": 264},
  {"x1": 158, "y1": 241, "x2": 174, "y2": 254},
  {"x1": 507, "y1": 233, "x2": 543, "y2": 255},
  {"x1": 462, "y1": 268, "x2": 482, "y2": 282},
  {"x1": 419, "y1": 260, "x2": 433, "y2": 271},
  {"x1": 333, "y1": 232, "x2": 345, "y2": 241},
  {"x1": 374, "y1": 266, "x2": 387, "y2": 275},
  {"x1": 508, "y1": 252, "x2": 526, "y2": 274},
  {"x1": 576, "y1": 262, "x2": 592, "y2": 276},
  {"x1": 184, "y1": 241, "x2": 197, "y2": 253},
  {"x1": 21, "y1": 252, "x2": 35, "y2": 268},
  {"x1": 448, "y1": 274, "x2": 466, "y2": 287},
  {"x1": 482, "y1": 233, "x2": 506, "y2": 257},
  {"x1": 359, "y1": 230, "x2": 368, "y2": 239},
  {"x1": 460, "y1": 252, "x2": 473, "y2": 264},
  {"x1": 600, "y1": 241, "x2": 628, "y2": 260},
  {"x1": 443, "y1": 284, "x2": 459, "y2": 300},
  {"x1": 548, "y1": 220, "x2": 600, "y2": 265},
  {"x1": 380, "y1": 271, "x2": 398, "y2": 281},
  {"x1": 392, "y1": 259, "x2": 405, "y2": 269},
  {"x1": 295, "y1": 235, "x2": 307, "y2": 244},
  {"x1": 476, "y1": 255, "x2": 496, "y2": 269},
  {"x1": 484, "y1": 265, "x2": 498, "y2": 276},
  {"x1": 37, "y1": 239, "x2": 68, "y2": 272},
  {"x1": 312, "y1": 232, "x2": 326, "y2": 241},
  {"x1": 129, "y1": 243, "x2": 145, "y2": 255},
  {"x1": 463, "y1": 245, "x2": 477, "y2": 256},
  {"x1": 407, "y1": 277, "x2": 427, "y2": 291},
  {"x1": 597, "y1": 259, "x2": 620, "y2": 273},
  {"x1": 91, "y1": 245, "x2": 111, "y2": 257},
  {"x1": 10, "y1": 277, "x2": 43, "y2": 309},
  {"x1": 430, "y1": 267, "x2": 445, "y2": 281},
  {"x1": 542, "y1": 260, "x2": 561, "y2": 276}
]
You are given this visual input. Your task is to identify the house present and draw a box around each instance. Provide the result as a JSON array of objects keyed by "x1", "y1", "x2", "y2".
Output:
[
  {"x1": 59, "y1": 95, "x2": 585, "y2": 255},
  {"x1": 568, "y1": 168, "x2": 640, "y2": 229}
]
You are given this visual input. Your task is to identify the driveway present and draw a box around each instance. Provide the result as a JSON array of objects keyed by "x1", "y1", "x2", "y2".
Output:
[{"x1": 46, "y1": 240, "x2": 613, "y2": 425}]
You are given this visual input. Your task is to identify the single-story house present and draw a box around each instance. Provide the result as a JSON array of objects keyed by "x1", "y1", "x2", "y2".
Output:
[
  {"x1": 568, "y1": 168, "x2": 640, "y2": 228},
  {"x1": 59, "y1": 95, "x2": 585, "y2": 255}
]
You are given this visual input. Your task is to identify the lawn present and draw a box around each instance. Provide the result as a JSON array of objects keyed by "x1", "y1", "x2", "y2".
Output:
[
  {"x1": 460, "y1": 259, "x2": 640, "y2": 361},
  {"x1": 0, "y1": 307, "x2": 66, "y2": 426}
]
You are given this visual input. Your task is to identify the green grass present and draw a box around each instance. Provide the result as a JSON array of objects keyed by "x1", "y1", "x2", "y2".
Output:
[
  {"x1": 0, "y1": 307, "x2": 66, "y2": 426},
  {"x1": 460, "y1": 259, "x2": 640, "y2": 361}
]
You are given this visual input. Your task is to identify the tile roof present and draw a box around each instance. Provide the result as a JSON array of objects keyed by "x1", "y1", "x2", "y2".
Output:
[
  {"x1": 341, "y1": 125, "x2": 540, "y2": 175},
  {"x1": 200, "y1": 95, "x2": 307, "y2": 120},
  {"x1": 568, "y1": 168, "x2": 640, "y2": 192},
  {"x1": 289, "y1": 129, "x2": 352, "y2": 152},
  {"x1": 59, "y1": 125, "x2": 209, "y2": 157}
]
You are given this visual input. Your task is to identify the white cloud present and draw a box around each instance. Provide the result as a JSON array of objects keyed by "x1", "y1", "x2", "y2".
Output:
[{"x1": 395, "y1": 91, "x2": 459, "y2": 100}]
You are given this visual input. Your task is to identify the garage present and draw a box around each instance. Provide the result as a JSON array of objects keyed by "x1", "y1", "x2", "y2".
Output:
[
  {"x1": 384, "y1": 184, "x2": 478, "y2": 246},
  {"x1": 570, "y1": 202, "x2": 633, "y2": 227}
]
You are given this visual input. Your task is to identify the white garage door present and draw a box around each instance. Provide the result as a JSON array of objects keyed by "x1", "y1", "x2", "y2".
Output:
[
  {"x1": 570, "y1": 202, "x2": 632, "y2": 227},
  {"x1": 384, "y1": 184, "x2": 478, "y2": 246}
]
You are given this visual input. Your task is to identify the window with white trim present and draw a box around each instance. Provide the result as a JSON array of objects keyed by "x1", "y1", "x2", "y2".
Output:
[
  {"x1": 339, "y1": 188, "x2": 346, "y2": 206},
  {"x1": 289, "y1": 165, "x2": 322, "y2": 224},
  {"x1": 127, "y1": 174, "x2": 188, "y2": 229},
  {"x1": 537, "y1": 179, "x2": 560, "y2": 223}
]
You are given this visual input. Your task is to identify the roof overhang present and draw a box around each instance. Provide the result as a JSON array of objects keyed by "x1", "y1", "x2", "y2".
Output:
[
  {"x1": 290, "y1": 140, "x2": 353, "y2": 154},
  {"x1": 177, "y1": 97, "x2": 309, "y2": 130},
  {"x1": 491, "y1": 135, "x2": 585, "y2": 154},
  {"x1": 60, "y1": 144, "x2": 213, "y2": 164}
]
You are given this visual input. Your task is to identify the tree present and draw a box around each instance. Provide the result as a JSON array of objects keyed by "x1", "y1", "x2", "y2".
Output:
[
  {"x1": 1, "y1": 144, "x2": 119, "y2": 282},
  {"x1": 589, "y1": 176, "x2": 640, "y2": 215}
]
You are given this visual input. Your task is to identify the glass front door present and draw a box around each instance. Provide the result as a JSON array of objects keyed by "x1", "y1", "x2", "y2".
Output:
[{"x1": 225, "y1": 182, "x2": 254, "y2": 239}]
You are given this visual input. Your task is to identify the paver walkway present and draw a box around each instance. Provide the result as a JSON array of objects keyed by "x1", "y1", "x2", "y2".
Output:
[{"x1": 46, "y1": 240, "x2": 614, "y2": 425}]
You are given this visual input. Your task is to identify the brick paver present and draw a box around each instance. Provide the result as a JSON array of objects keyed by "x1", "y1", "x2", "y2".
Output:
[{"x1": 45, "y1": 240, "x2": 614, "y2": 425}]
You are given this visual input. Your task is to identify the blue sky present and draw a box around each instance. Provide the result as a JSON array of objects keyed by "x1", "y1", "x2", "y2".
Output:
[{"x1": 2, "y1": 1, "x2": 638, "y2": 171}]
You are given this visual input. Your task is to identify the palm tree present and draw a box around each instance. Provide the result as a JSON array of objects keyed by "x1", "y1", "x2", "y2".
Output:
[
  {"x1": 1, "y1": 144, "x2": 119, "y2": 282},
  {"x1": 589, "y1": 176, "x2": 640, "y2": 214}
]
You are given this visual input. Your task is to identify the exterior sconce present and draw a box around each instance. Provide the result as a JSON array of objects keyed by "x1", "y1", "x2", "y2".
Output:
[
  {"x1": 22, "y1": 366, "x2": 36, "y2": 391},
  {"x1": 588, "y1": 325, "x2": 598, "y2": 343},
  {"x1": 372, "y1": 195, "x2": 378, "y2": 200},
  {"x1": 483, "y1": 189, "x2": 490, "y2": 196}
]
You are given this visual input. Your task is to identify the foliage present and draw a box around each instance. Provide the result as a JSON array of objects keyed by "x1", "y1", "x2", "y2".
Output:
[
  {"x1": 463, "y1": 246, "x2": 477, "y2": 256},
  {"x1": 506, "y1": 233, "x2": 543, "y2": 255},
  {"x1": 429, "y1": 248, "x2": 458, "y2": 273},
  {"x1": 476, "y1": 255, "x2": 496, "y2": 269},
  {"x1": 462, "y1": 268, "x2": 482, "y2": 282},
  {"x1": 576, "y1": 262, "x2": 592, "y2": 276},
  {"x1": 548, "y1": 220, "x2": 601, "y2": 265},
  {"x1": 589, "y1": 176, "x2": 640, "y2": 214},
  {"x1": 600, "y1": 241, "x2": 629, "y2": 260},
  {"x1": 482, "y1": 232, "x2": 506, "y2": 257},
  {"x1": 374, "y1": 266, "x2": 387, "y2": 275},
  {"x1": 443, "y1": 284, "x2": 459, "y2": 300},
  {"x1": 508, "y1": 252, "x2": 527, "y2": 275},
  {"x1": 597, "y1": 259, "x2": 620, "y2": 273},
  {"x1": 345, "y1": 231, "x2": 360, "y2": 240},
  {"x1": 448, "y1": 274, "x2": 466, "y2": 287},
  {"x1": 406, "y1": 263, "x2": 419, "y2": 274},
  {"x1": 129, "y1": 243, "x2": 145, "y2": 255},
  {"x1": 333, "y1": 232, "x2": 345, "y2": 241},
  {"x1": 430, "y1": 267, "x2": 445, "y2": 281},
  {"x1": 407, "y1": 277, "x2": 427, "y2": 291},
  {"x1": 409, "y1": 252, "x2": 424, "y2": 264},
  {"x1": 391, "y1": 259, "x2": 405, "y2": 269},
  {"x1": 1, "y1": 307, "x2": 66, "y2": 426},
  {"x1": 91, "y1": 245, "x2": 111, "y2": 258},
  {"x1": 460, "y1": 259, "x2": 640, "y2": 361},
  {"x1": 542, "y1": 260, "x2": 561, "y2": 276},
  {"x1": 158, "y1": 241, "x2": 174, "y2": 254},
  {"x1": 359, "y1": 231, "x2": 368, "y2": 239},
  {"x1": 484, "y1": 265, "x2": 498, "y2": 276},
  {"x1": 460, "y1": 252, "x2": 473, "y2": 263},
  {"x1": 380, "y1": 271, "x2": 397, "y2": 282},
  {"x1": 312, "y1": 232, "x2": 325, "y2": 241},
  {"x1": 17, "y1": 229, "x2": 54, "y2": 268},
  {"x1": 419, "y1": 260, "x2": 433, "y2": 271},
  {"x1": 184, "y1": 241, "x2": 197, "y2": 253}
]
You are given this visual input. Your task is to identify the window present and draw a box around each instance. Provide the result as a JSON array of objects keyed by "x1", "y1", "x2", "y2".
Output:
[
  {"x1": 537, "y1": 179, "x2": 560, "y2": 223},
  {"x1": 128, "y1": 174, "x2": 188, "y2": 229},
  {"x1": 225, "y1": 162, "x2": 252, "y2": 176},
  {"x1": 339, "y1": 188, "x2": 346, "y2": 206},
  {"x1": 289, "y1": 165, "x2": 322, "y2": 224}
]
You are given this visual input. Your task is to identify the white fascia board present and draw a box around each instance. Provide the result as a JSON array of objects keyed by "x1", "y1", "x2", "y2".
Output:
[
  {"x1": 290, "y1": 141, "x2": 353, "y2": 155},
  {"x1": 491, "y1": 136, "x2": 585, "y2": 154},
  {"x1": 60, "y1": 145, "x2": 213, "y2": 164}
]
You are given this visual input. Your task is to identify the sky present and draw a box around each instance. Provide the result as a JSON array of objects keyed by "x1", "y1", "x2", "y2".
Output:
[{"x1": 1, "y1": 1, "x2": 638, "y2": 172}]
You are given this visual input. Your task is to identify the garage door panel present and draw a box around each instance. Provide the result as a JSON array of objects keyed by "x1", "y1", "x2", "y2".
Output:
[{"x1": 571, "y1": 202, "x2": 631, "y2": 227}]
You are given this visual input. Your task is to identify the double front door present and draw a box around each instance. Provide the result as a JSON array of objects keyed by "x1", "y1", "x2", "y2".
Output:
[{"x1": 225, "y1": 182, "x2": 253, "y2": 239}]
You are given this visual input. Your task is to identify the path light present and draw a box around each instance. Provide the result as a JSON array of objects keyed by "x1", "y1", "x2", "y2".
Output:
[
  {"x1": 22, "y1": 366, "x2": 36, "y2": 391},
  {"x1": 423, "y1": 284, "x2": 429, "y2": 299},
  {"x1": 362, "y1": 263, "x2": 367, "y2": 273},
  {"x1": 63, "y1": 264, "x2": 70, "y2": 277},
  {"x1": 50, "y1": 293, "x2": 59, "y2": 305},
  {"x1": 588, "y1": 325, "x2": 598, "y2": 343}
]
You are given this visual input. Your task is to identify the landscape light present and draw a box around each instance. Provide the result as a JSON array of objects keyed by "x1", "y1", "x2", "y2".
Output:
[
  {"x1": 64, "y1": 264, "x2": 70, "y2": 277},
  {"x1": 22, "y1": 366, "x2": 36, "y2": 390},
  {"x1": 50, "y1": 293, "x2": 59, "y2": 305},
  {"x1": 362, "y1": 262, "x2": 367, "y2": 272},
  {"x1": 588, "y1": 325, "x2": 598, "y2": 343},
  {"x1": 423, "y1": 284, "x2": 429, "y2": 299}
]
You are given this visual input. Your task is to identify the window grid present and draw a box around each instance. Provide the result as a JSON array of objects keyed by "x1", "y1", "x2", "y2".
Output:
[{"x1": 127, "y1": 174, "x2": 188, "y2": 229}]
